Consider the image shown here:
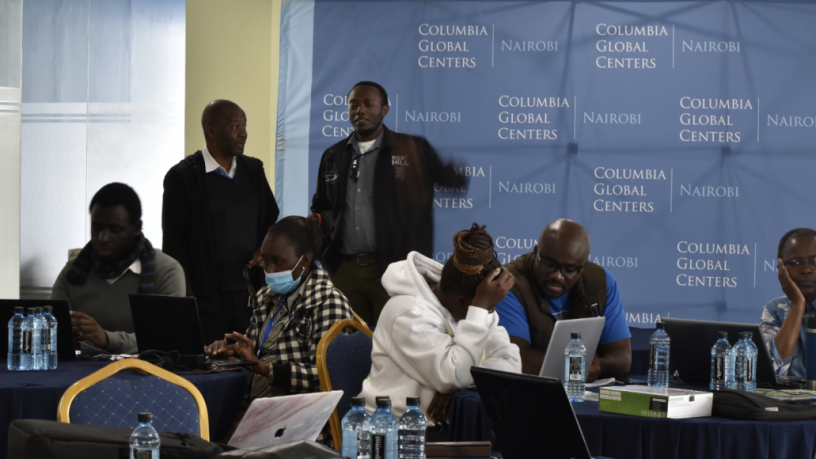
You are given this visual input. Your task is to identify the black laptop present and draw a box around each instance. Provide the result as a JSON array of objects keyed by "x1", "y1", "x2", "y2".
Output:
[
  {"x1": 0, "y1": 299, "x2": 76, "y2": 360},
  {"x1": 129, "y1": 294, "x2": 208, "y2": 355},
  {"x1": 129, "y1": 294, "x2": 254, "y2": 369},
  {"x1": 470, "y1": 367, "x2": 593, "y2": 459},
  {"x1": 661, "y1": 318, "x2": 780, "y2": 387}
]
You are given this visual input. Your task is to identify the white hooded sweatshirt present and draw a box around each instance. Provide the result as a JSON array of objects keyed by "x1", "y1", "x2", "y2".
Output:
[{"x1": 359, "y1": 251, "x2": 522, "y2": 416}]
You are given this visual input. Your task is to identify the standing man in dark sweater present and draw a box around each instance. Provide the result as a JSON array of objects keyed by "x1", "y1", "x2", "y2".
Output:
[
  {"x1": 311, "y1": 81, "x2": 467, "y2": 326},
  {"x1": 163, "y1": 100, "x2": 279, "y2": 343}
]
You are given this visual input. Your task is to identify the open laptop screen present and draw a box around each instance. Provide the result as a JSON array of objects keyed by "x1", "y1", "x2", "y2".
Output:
[
  {"x1": 471, "y1": 367, "x2": 592, "y2": 459},
  {"x1": 661, "y1": 318, "x2": 777, "y2": 387}
]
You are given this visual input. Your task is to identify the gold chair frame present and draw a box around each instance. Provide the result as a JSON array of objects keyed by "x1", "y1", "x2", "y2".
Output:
[
  {"x1": 316, "y1": 318, "x2": 373, "y2": 449},
  {"x1": 56, "y1": 359, "x2": 210, "y2": 440}
]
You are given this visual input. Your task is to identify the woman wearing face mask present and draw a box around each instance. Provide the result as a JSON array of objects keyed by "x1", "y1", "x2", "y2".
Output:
[
  {"x1": 205, "y1": 215, "x2": 354, "y2": 400},
  {"x1": 359, "y1": 223, "x2": 522, "y2": 427}
]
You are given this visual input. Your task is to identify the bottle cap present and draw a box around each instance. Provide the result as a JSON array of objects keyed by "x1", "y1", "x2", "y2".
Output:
[
  {"x1": 138, "y1": 412, "x2": 153, "y2": 423},
  {"x1": 27, "y1": 307, "x2": 36, "y2": 314},
  {"x1": 571, "y1": 332, "x2": 581, "y2": 339},
  {"x1": 718, "y1": 331, "x2": 728, "y2": 339},
  {"x1": 35, "y1": 307, "x2": 42, "y2": 313},
  {"x1": 44, "y1": 306, "x2": 52, "y2": 313},
  {"x1": 350, "y1": 397, "x2": 365, "y2": 406},
  {"x1": 406, "y1": 397, "x2": 420, "y2": 406},
  {"x1": 741, "y1": 331, "x2": 753, "y2": 339},
  {"x1": 14, "y1": 307, "x2": 23, "y2": 314},
  {"x1": 376, "y1": 397, "x2": 392, "y2": 408},
  {"x1": 656, "y1": 322, "x2": 665, "y2": 330}
]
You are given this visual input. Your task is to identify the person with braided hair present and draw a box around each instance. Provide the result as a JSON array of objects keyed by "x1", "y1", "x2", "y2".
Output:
[{"x1": 359, "y1": 223, "x2": 521, "y2": 425}]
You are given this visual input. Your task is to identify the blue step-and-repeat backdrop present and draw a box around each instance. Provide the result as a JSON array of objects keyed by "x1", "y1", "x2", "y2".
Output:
[{"x1": 275, "y1": 0, "x2": 816, "y2": 328}]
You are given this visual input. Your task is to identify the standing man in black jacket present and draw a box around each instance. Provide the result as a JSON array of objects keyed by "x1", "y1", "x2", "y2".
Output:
[
  {"x1": 311, "y1": 81, "x2": 467, "y2": 326},
  {"x1": 163, "y1": 100, "x2": 279, "y2": 343}
]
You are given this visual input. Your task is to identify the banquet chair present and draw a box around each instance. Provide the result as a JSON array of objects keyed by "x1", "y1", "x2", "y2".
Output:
[
  {"x1": 57, "y1": 359, "x2": 209, "y2": 440},
  {"x1": 352, "y1": 311, "x2": 369, "y2": 330},
  {"x1": 316, "y1": 318, "x2": 374, "y2": 449}
]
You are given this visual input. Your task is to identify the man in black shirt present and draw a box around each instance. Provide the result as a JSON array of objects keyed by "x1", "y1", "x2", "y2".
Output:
[{"x1": 163, "y1": 100, "x2": 279, "y2": 342}]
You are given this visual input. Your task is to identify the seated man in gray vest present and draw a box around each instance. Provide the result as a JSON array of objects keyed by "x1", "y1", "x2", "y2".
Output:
[
  {"x1": 494, "y1": 219, "x2": 631, "y2": 382},
  {"x1": 52, "y1": 183, "x2": 186, "y2": 354}
]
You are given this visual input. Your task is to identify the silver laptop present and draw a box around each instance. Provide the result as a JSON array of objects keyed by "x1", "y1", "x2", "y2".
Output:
[
  {"x1": 228, "y1": 390, "x2": 343, "y2": 449},
  {"x1": 539, "y1": 317, "x2": 606, "y2": 379}
]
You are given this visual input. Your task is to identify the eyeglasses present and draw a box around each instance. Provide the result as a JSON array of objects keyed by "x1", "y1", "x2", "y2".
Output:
[
  {"x1": 536, "y1": 251, "x2": 584, "y2": 279},
  {"x1": 784, "y1": 257, "x2": 816, "y2": 270},
  {"x1": 349, "y1": 154, "x2": 362, "y2": 181}
]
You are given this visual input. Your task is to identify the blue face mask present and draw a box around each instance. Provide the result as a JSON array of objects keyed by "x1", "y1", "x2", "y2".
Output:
[{"x1": 265, "y1": 255, "x2": 305, "y2": 295}]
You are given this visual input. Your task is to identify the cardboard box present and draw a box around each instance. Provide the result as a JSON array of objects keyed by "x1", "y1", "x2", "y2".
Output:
[{"x1": 599, "y1": 386, "x2": 713, "y2": 419}]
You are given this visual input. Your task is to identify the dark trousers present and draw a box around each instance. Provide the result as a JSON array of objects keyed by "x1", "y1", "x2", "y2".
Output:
[
  {"x1": 199, "y1": 290, "x2": 253, "y2": 345},
  {"x1": 329, "y1": 260, "x2": 391, "y2": 327}
]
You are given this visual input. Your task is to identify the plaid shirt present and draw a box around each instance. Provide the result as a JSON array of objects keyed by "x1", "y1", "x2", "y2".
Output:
[
  {"x1": 760, "y1": 296, "x2": 816, "y2": 379},
  {"x1": 246, "y1": 267, "x2": 354, "y2": 394}
]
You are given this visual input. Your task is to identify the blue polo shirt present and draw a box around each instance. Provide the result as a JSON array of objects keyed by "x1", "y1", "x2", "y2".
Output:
[{"x1": 495, "y1": 269, "x2": 630, "y2": 346}]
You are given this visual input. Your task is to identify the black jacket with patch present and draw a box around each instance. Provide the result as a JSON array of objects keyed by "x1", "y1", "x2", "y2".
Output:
[
  {"x1": 162, "y1": 151, "x2": 279, "y2": 311},
  {"x1": 311, "y1": 125, "x2": 467, "y2": 274}
]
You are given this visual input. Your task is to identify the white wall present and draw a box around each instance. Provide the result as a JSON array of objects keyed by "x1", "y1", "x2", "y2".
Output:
[{"x1": 0, "y1": 0, "x2": 23, "y2": 299}]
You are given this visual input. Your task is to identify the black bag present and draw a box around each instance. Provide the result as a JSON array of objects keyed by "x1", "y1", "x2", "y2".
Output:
[
  {"x1": 216, "y1": 440, "x2": 342, "y2": 458},
  {"x1": 8, "y1": 419, "x2": 224, "y2": 459},
  {"x1": 712, "y1": 389, "x2": 816, "y2": 421}
]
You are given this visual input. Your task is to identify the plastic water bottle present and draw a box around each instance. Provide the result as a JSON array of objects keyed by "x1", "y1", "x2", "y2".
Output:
[
  {"x1": 744, "y1": 332, "x2": 758, "y2": 393},
  {"x1": 342, "y1": 397, "x2": 371, "y2": 459},
  {"x1": 734, "y1": 332, "x2": 757, "y2": 393},
  {"x1": 34, "y1": 308, "x2": 47, "y2": 369},
  {"x1": 130, "y1": 412, "x2": 160, "y2": 459},
  {"x1": 398, "y1": 397, "x2": 427, "y2": 459},
  {"x1": 710, "y1": 331, "x2": 734, "y2": 391},
  {"x1": 564, "y1": 332, "x2": 587, "y2": 402},
  {"x1": 647, "y1": 322, "x2": 671, "y2": 388},
  {"x1": 7, "y1": 307, "x2": 25, "y2": 371},
  {"x1": 22, "y1": 307, "x2": 42, "y2": 371},
  {"x1": 42, "y1": 306, "x2": 58, "y2": 370},
  {"x1": 369, "y1": 396, "x2": 398, "y2": 459}
]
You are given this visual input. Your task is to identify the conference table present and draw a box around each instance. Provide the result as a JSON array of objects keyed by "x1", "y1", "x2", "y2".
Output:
[
  {"x1": 0, "y1": 359, "x2": 249, "y2": 459},
  {"x1": 450, "y1": 383, "x2": 816, "y2": 459}
]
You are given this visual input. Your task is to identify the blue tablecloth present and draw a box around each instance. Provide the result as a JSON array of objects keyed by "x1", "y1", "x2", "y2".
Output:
[
  {"x1": 0, "y1": 360, "x2": 249, "y2": 459},
  {"x1": 450, "y1": 388, "x2": 816, "y2": 459}
]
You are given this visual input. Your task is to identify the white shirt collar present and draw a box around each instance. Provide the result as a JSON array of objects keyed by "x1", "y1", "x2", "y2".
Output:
[
  {"x1": 106, "y1": 259, "x2": 142, "y2": 285},
  {"x1": 202, "y1": 145, "x2": 237, "y2": 178}
]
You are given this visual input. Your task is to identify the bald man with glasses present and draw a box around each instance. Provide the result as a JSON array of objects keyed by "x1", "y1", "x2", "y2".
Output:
[{"x1": 494, "y1": 219, "x2": 632, "y2": 382}]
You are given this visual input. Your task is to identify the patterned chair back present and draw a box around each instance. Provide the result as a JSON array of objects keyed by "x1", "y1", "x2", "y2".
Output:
[
  {"x1": 69, "y1": 371, "x2": 201, "y2": 434},
  {"x1": 326, "y1": 331, "x2": 373, "y2": 420},
  {"x1": 58, "y1": 359, "x2": 209, "y2": 440},
  {"x1": 316, "y1": 318, "x2": 373, "y2": 449}
]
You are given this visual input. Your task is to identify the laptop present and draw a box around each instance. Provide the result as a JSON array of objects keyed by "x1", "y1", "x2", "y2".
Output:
[
  {"x1": 539, "y1": 317, "x2": 606, "y2": 379},
  {"x1": 227, "y1": 390, "x2": 344, "y2": 449},
  {"x1": 661, "y1": 318, "x2": 779, "y2": 387},
  {"x1": 129, "y1": 294, "x2": 255, "y2": 369},
  {"x1": 471, "y1": 367, "x2": 593, "y2": 459},
  {"x1": 0, "y1": 299, "x2": 76, "y2": 360}
]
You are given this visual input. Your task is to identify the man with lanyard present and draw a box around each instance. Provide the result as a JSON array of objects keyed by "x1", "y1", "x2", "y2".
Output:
[
  {"x1": 311, "y1": 81, "x2": 466, "y2": 326},
  {"x1": 494, "y1": 219, "x2": 631, "y2": 381}
]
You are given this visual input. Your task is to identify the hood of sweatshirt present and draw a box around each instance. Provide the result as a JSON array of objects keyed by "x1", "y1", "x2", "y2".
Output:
[{"x1": 381, "y1": 251, "x2": 454, "y2": 322}]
